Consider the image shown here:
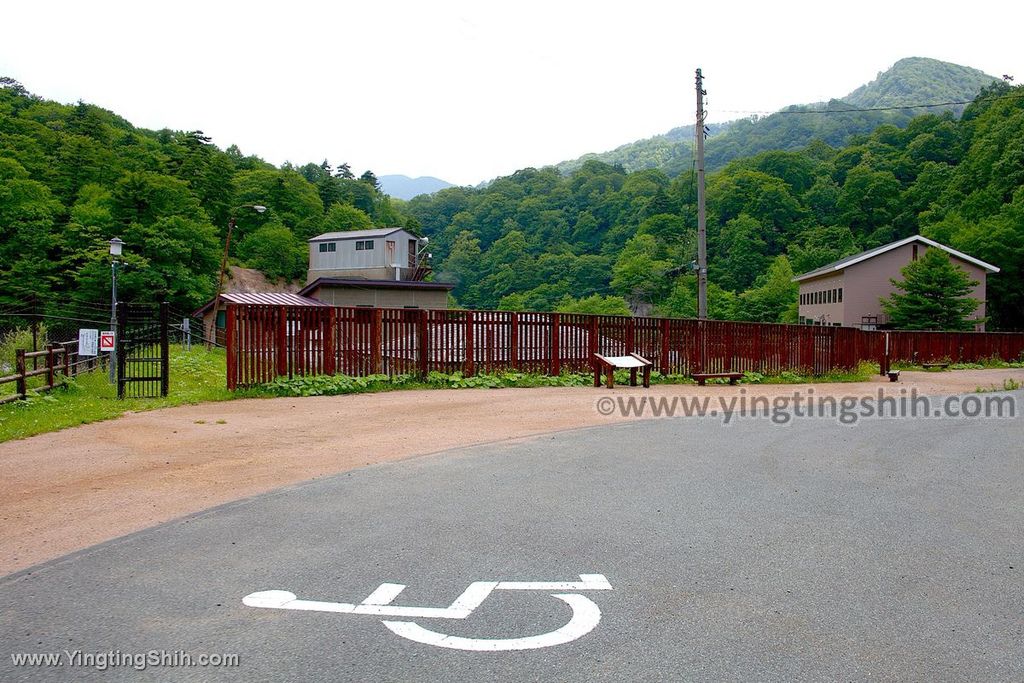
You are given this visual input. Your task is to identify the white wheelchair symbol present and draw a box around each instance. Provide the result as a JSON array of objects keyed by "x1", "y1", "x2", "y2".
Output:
[{"x1": 243, "y1": 573, "x2": 612, "y2": 651}]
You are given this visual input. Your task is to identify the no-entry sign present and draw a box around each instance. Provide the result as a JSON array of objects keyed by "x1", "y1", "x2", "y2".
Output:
[{"x1": 99, "y1": 331, "x2": 116, "y2": 353}]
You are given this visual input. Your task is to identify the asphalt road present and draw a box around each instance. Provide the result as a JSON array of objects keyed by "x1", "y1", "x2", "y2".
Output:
[{"x1": 2, "y1": 395, "x2": 1022, "y2": 681}]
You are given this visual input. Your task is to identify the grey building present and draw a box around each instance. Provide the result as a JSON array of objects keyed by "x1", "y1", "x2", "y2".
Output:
[
  {"x1": 307, "y1": 228, "x2": 426, "y2": 283},
  {"x1": 305, "y1": 227, "x2": 453, "y2": 309}
]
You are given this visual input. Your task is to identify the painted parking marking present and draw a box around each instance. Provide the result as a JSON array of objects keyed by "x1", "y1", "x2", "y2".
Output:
[{"x1": 243, "y1": 573, "x2": 612, "y2": 651}]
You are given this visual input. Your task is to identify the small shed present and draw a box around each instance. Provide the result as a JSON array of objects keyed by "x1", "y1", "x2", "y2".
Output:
[{"x1": 192, "y1": 292, "x2": 328, "y2": 345}]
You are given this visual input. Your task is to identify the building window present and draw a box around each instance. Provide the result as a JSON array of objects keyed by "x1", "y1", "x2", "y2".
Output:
[
  {"x1": 318, "y1": 242, "x2": 336, "y2": 253},
  {"x1": 838, "y1": 288, "x2": 843, "y2": 302},
  {"x1": 355, "y1": 239, "x2": 375, "y2": 250}
]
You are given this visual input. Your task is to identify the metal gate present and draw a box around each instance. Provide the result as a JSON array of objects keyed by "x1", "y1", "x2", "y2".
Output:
[{"x1": 116, "y1": 302, "x2": 169, "y2": 399}]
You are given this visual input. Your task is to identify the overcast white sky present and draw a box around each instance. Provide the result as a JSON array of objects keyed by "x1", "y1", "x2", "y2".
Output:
[{"x1": 3, "y1": 1, "x2": 1021, "y2": 186}]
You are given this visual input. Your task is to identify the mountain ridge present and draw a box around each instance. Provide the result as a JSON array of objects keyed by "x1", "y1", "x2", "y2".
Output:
[
  {"x1": 554, "y1": 57, "x2": 999, "y2": 177},
  {"x1": 378, "y1": 174, "x2": 453, "y2": 200}
]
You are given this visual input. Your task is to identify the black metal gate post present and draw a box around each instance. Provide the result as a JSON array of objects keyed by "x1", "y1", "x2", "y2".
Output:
[
  {"x1": 116, "y1": 301, "x2": 170, "y2": 399},
  {"x1": 160, "y1": 302, "x2": 169, "y2": 397}
]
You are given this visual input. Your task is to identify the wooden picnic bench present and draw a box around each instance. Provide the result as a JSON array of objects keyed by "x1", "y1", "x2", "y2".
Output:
[
  {"x1": 593, "y1": 353, "x2": 653, "y2": 389},
  {"x1": 922, "y1": 362, "x2": 949, "y2": 370},
  {"x1": 691, "y1": 372, "x2": 743, "y2": 386}
]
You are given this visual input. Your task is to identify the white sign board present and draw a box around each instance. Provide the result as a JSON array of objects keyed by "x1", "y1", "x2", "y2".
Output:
[
  {"x1": 78, "y1": 329, "x2": 99, "y2": 357},
  {"x1": 99, "y1": 331, "x2": 116, "y2": 353}
]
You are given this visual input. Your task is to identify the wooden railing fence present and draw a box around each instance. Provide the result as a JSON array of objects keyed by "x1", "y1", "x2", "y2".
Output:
[
  {"x1": 224, "y1": 305, "x2": 1024, "y2": 390},
  {"x1": 0, "y1": 339, "x2": 102, "y2": 404}
]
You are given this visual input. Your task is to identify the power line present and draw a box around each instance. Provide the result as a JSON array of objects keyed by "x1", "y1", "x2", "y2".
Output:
[{"x1": 710, "y1": 90, "x2": 1024, "y2": 118}]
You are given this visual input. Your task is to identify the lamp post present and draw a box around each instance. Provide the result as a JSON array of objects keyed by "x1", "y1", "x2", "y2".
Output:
[
  {"x1": 209, "y1": 205, "x2": 267, "y2": 346},
  {"x1": 108, "y1": 237, "x2": 124, "y2": 383}
]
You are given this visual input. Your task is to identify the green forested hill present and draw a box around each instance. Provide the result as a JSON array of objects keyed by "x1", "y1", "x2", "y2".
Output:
[
  {"x1": 0, "y1": 77, "x2": 414, "y2": 312},
  {"x1": 844, "y1": 57, "x2": 996, "y2": 113},
  {"x1": 555, "y1": 122, "x2": 731, "y2": 177},
  {"x1": 3, "y1": 76, "x2": 1023, "y2": 332},
  {"x1": 409, "y1": 81, "x2": 1024, "y2": 329},
  {"x1": 554, "y1": 57, "x2": 999, "y2": 176}
]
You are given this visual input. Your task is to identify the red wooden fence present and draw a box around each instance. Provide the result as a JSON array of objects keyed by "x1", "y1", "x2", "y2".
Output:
[{"x1": 225, "y1": 304, "x2": 1024, "y2": 390}]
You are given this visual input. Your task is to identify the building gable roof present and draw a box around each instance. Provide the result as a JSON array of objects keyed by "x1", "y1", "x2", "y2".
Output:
[
  {"x1": 792, "y1": 235, "x2": 1000, "y2": 283},
  {"x1": 298, "y1": 277, "x2": 455, "y2": 296},
  {"x1": 308, "y1": 227, "x2": 411, "y2": 242}
]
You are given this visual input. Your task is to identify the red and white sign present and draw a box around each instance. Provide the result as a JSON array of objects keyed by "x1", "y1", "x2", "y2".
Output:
[{"x1": 99, "y1": 331, "x2": 116, "y2": 352}]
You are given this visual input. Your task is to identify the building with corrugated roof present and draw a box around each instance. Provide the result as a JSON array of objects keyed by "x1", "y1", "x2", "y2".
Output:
[{"x1": 192, "y1": 292, "x2": 329, "y2": 345}]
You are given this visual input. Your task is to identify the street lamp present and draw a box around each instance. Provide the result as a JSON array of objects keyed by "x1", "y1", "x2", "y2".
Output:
[
  {"x1": 108, "y1": 237, "x2": 125, "y2": 383},
  {"x1": 210, "y1": 205, "x2": 267, "y2": 346}
]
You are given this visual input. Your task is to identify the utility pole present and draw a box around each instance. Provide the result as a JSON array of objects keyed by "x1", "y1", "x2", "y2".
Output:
[{"x1": 695, "y1": 68, "x2": 708, "y2": 319}]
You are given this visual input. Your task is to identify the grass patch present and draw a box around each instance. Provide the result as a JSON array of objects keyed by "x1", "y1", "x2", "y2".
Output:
[
  {"x1": 976, "y1": 378, "x2": 1023, "y2": 393},
  {"x1": 260, "y1": 362, "x2": 882, "y2": 397},
  {"x1": 894, "y1": 357, "x2": 1024, "y2": 371},
  {"x1": 0, "y1": 345, "x2": 242, "y2": 443},
  {"x1": 740, "y1": 361, "x2": 879, "y2": 385},
  {"x1": 258, "y1": 370, "x2": 595, "y2": 397}
]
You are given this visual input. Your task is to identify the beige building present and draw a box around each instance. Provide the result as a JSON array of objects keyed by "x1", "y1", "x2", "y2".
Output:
[
  {"x1": 793, "y1": 235, "x2": 998, "y2": 330},
  {"x1": 299, "y1": 278, "x2": 452, "y2": 309}
]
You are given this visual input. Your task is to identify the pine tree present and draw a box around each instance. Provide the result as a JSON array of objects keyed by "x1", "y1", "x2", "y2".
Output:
[{"x1": 881, "y1": 249, "x2": 981, "y2": 330}]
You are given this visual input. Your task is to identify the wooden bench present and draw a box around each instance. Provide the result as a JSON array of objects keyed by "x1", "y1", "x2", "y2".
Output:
[
  {"x1": 922, "y1": 362, "x2": 950, "y2": 370},
  {"x1": 887, "y1": 370, "x2": 900, "y2": 382},
  {"x1": 692, "y1": 372, "x2": 743, "y2": 386},
  {"x1": 593, "y1": 353, "x2": 653, "y2": 389}
]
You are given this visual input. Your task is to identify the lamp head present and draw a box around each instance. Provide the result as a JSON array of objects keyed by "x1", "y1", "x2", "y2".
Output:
[{"x1": 109, "y1": 237, "x2": 125, "y2": 257}]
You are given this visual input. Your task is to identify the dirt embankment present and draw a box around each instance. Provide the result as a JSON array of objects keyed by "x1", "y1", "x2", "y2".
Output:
[{"x1": 1, "y1": 369, "x2": 1021, "y2": 576}]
